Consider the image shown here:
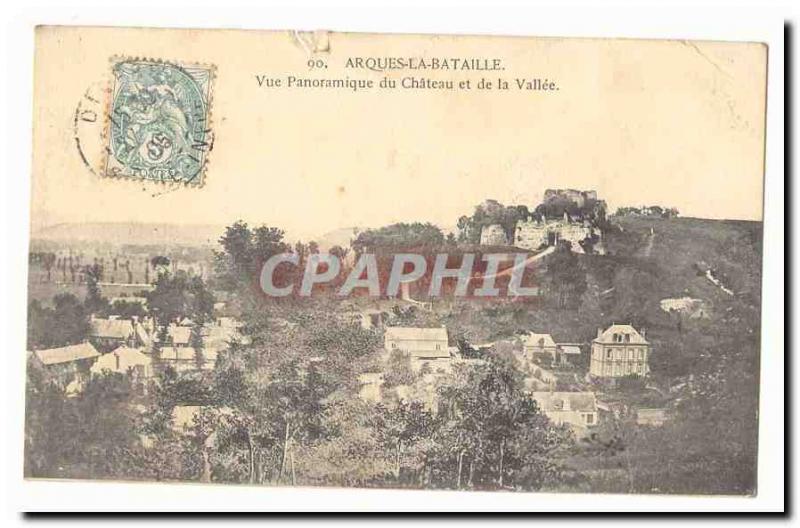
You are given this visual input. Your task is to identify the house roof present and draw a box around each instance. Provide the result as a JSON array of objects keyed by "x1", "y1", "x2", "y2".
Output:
[
  {"x1": 34, "y1": 342, "x2": 100, "y2": 365},
  {"x1": 91, "y1": 346, "x2": 151, "y2": 373},
  {"x1": 167, "y1": 325, "x2": 192, "y2": 345},
  {"x1": 90, "y1": 318, "x2": 134, "y2": 340},
  {"x1": 135, "y1": 322, "x2": 152, "y2": 346},
  {"x1": 523, "y1": 332, "x2": 557, "y2": 348},
  {"x1": 531, "y1": 391, "x2": 597, "y2": 413},
  {"x1": 385, "y1": 327, "x2": 448, "y2": 342},
  {"x1": 594, "y1": 324, "x2": 648, "y2": 345},
  {"x1": 559, "y1": 345, "x2": 582, "y2": 355},
  {"x1": 160, "y1": 346, "x2": 197, "y2": 361}
]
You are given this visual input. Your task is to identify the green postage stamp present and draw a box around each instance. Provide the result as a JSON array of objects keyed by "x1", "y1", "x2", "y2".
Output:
[{"x1": 104, "y1": 58, "x2": 214, "y2": 186}]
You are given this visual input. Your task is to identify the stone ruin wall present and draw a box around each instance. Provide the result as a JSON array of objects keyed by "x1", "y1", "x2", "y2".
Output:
[{"x1": 479, "y1": 224, "x2": 509, "y2": 246}]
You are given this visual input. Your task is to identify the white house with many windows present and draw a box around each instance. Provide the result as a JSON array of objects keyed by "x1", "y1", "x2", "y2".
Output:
[{"x1": 589, "y1": 324, "x2": 650, "y2": 378}]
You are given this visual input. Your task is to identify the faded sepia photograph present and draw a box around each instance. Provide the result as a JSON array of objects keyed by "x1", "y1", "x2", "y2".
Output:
[{"x1": 25, "y1": 26, "x2": 767, "y2": 497}]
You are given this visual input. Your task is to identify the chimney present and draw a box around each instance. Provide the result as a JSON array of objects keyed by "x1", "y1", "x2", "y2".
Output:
[
  {"x1": 597, "y1": 327, "x2": 603, "y2": 338},
  {"x1": 562, "y1": 397, "x2": 571, "y2": 412},
  {"x1": 640, "y1": 327, "x2": 647, "y2": 338},
  {"x1": 115, "y1": 353, "x2": 120, "y2": 371}
]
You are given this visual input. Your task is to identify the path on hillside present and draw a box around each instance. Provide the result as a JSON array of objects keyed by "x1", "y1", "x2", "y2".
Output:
[
  {"x1": 480, "y1": 245, "x2": 556, "y2": 280},
  {"x1": 639, "y1": 228, "x2": 656, "y2": 258}
]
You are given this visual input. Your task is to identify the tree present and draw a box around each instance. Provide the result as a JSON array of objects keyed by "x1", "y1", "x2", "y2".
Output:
[
  {"x1": 150, "y1": 256, "x2": 171, "y2": 276},
  {"x1": 214, "y1": 221, "x2": 290, "y2": 291},
  {"x1": 382, "y1": 349, "x2": 416, "y2": 388},
  {"x1": 541, "y1": 241, "x2": 588, "y2": 309},
  {"x1": 25, "y1": 371, "x2": 153, "y2": 480},
  {"x1": 432, "y1": 358, "x2": 573, "y2": 490},
  {"x1": 208, "y1": 310, "x2": 383, "y2": 485},
  {"x1": 146, "y1": 271, "x2": 215, "y2": 333},
  {"x1": 27, "y1": 294, "x2": 91, "y2": 349},
  {"x1": 373, "y1": 401, "x2": 435, "y2": 479},
  {"x1": 109, "y1": 299, "x2": 147, "y2": 319},
  {"x1": 83, "y1": 263, "x2": 109, "y2": 314},
  {"x1": 352, "y1": 222, "x2": 445, "y2": 254},
  {"x1": 42, "y1": 252, "x2": 56, "y2": 282}
]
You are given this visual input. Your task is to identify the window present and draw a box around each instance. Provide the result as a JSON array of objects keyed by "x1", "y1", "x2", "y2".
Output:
[
  {"x1": 435, "y1": 344, "x2": 441, "y2": 350},
  {"x1": 606, "y1": 350, "x2": 612, "y2": 359},
  {"x1": 624, "y1": 334, "x2": 631, "y2": 343},
  {"x1": 391, "y1": 342, "x2": 397, "y2": 349},
  {"x1": 585, "y1": 414, "x2": 594, "y2": 425}
]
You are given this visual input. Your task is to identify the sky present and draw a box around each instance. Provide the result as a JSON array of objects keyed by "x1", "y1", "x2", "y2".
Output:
[{"x1": 31, "y1": 28, "x2": 767, "y2": 241}]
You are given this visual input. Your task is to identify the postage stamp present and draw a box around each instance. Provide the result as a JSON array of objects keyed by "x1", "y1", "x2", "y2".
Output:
[{"x1": 104, "y1": 58, "x2": 214, "y2": 186}]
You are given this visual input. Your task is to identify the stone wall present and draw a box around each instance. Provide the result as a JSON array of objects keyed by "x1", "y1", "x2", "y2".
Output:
[
  {"x1": 479, "y1": 224, "x2": 509, "y2": 246},
  {"x1": 513, "y1": 217, "x2": 599, "y2": 254}
]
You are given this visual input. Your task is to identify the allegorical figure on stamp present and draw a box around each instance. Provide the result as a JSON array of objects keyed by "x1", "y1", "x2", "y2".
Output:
[{"x1": 106, "y1": 60, "x2": 212, "y2": 184}]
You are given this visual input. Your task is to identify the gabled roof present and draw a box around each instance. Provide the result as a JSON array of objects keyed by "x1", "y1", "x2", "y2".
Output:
[
  {"x1": 523, "y1": 332, "x2": 557, "y2": 348},
  {"x1": 385, "y1": 327, "x2": 448, "y2": 342},
  {"x1": 90, "y1": 318, "x2": 134, "y2": 340},
  {"x1": 160, "y1": 346, "x2": 197, "y2": 361},
  {"x1": 34, "y1": 342, "x2": 100, "y2": 365},
  {"x1": 531, "y1": 391, "x2": 597, "y2": 413},
  {"x1": 167, "y1": 325, "x2": 192, "y2": 346},
  {"x1": 91, "y1": 346, "x2": 151, "y2": 373},
  {"x1": 135, "y1": 322, "x2": 152, "y2": 346},
  {"x1": 594, "y1": 324, "x2": 648, "y2": 345}
]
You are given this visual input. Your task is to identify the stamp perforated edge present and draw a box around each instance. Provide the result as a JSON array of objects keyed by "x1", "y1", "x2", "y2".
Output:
[{"x1": 100, "y1": 56, "x2": 217, "y2": 188}]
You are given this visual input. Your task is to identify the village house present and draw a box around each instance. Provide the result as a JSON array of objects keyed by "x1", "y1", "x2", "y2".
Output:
[
  {"x1": 589, "y1": 324, "x2": 651, "y2": 378},
  {"x1": 166, "y1": 324, "x2": 192, "y2": 346},
  {"x1": 522, "y1": 332, "x2": 558, "y2": 362},
  {"x1": 89, "y1": 316, "x2": 136, "y2": 349},
  {"x1": 557, "y1": 344, "x2": 583, "y2": 366},
  {"x1": 158, "y1": 346, "x2": 217, "y2": 373},
  {"x1": 30, "y1": 342, "x2": 101, "y2": 387},
  {"x1": 90, "y1": 345, "x2": 153, "y2": 379},
  {"x1": 384, "y1": 326, "x2": 452, "y2": 372},
  {"x1": 530, "y1": 391, "x2": 599, "y2": 430}
]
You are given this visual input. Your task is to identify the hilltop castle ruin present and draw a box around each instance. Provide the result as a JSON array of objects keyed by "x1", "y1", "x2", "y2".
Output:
[{"x1": 479, "y1": 189, "x2": 607, "y2": 254}]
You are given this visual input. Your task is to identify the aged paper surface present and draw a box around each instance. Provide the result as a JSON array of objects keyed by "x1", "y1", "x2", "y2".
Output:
[{"x1": 27, "y1": 26, "x2": 766, "y2": 496}]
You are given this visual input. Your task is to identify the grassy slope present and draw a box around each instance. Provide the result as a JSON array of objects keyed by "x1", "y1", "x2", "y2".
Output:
[{"x1": 444, "y1": 215, "x2": 763, "y2": 380}]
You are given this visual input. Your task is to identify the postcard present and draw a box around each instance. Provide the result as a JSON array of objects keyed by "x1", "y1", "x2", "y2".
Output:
[{"x1": 26, "y1": 26, "x2": 767, "y2": 497}]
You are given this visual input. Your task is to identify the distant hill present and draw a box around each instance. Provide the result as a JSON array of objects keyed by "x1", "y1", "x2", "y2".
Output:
[{"x1": 31, "y1": 222, "x2": 227, "y2": 247}]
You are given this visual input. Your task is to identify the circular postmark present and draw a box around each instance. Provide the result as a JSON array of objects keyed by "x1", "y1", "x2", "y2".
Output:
[{"x1": 73, "y1": 81, "x2": 107, "y2": 177}]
